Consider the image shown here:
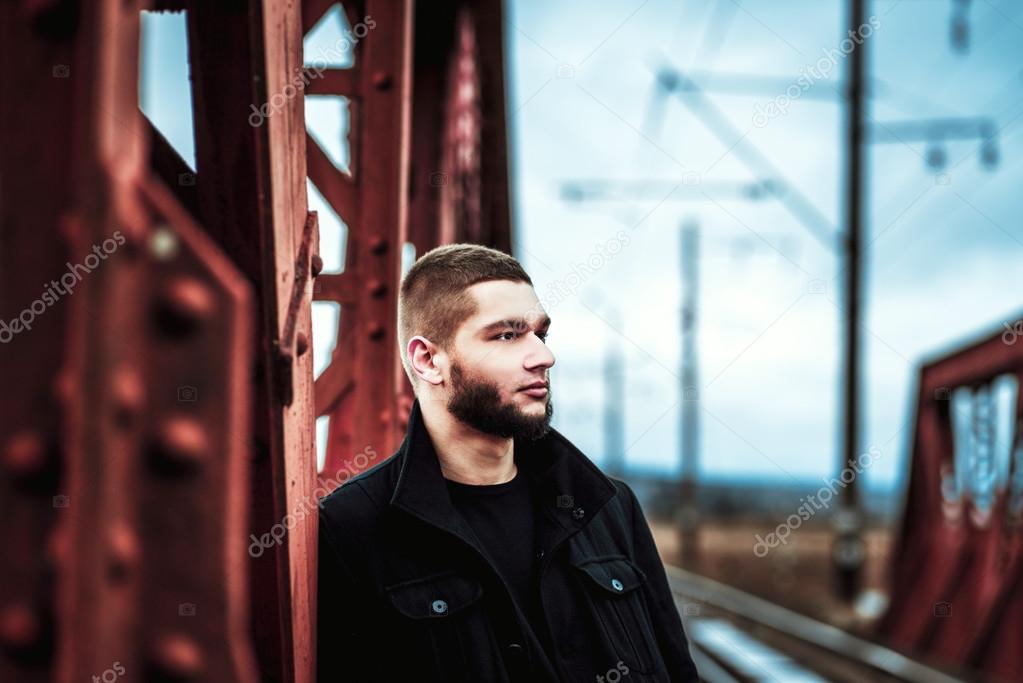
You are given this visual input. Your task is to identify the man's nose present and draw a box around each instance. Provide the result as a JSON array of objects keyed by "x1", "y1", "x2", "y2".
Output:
[{"x1": 525, "y1": 335, "x2": 555, "y2": 370}]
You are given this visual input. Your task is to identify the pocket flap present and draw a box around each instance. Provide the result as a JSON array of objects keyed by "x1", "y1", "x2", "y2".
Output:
[
  {"x1": 385, "y1": 571, "x2": 483, "y2": 619},
  {"x1": 572, "y1": 556, "x2": 647, "y2": 595}
]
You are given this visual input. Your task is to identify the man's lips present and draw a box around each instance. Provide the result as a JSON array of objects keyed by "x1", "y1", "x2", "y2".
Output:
[{"x1": 520, "y1": 383, "x2": 549, "y2": 398}]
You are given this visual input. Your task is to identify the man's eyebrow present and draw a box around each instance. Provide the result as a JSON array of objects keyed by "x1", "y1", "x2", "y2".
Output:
[{"x1": 478, "y1": 315, "x2": 551, "y2": 335}]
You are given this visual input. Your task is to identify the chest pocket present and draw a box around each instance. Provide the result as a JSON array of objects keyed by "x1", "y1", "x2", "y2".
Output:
[
  {"x1": 386, "y1": 570, "x2": 483, "y2": 618},
  {"x1": 572, "y1": 555, "x2": 660, "y2": 675},
  {"x1": 385, "y1": 571, "x2": 501, "y2": 682}
]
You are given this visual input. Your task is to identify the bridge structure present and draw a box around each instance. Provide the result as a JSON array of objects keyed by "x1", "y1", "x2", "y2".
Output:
[{"x1": 0, "y1": 2, "x2": 1018, "y2": 682}]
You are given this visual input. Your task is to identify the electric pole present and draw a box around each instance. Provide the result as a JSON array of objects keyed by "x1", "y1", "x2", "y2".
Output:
[
  {"x1": 834, "y1": 0, "x2": 867, "y2": 603},
  {"x1": 678, "y1": 220, "x2": 701, "y2": 569}
]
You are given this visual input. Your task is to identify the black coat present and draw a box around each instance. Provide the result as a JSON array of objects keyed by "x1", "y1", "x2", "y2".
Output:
[{"x1": 317, "y1": 399, "x2": 700, "y2": 682}]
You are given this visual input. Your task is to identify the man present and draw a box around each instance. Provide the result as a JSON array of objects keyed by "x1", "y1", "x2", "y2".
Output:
[{"x1": 317, "y1": 244, "x2": 700, "y2": 682}]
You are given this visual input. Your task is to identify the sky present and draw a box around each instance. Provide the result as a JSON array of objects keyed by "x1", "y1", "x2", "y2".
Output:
[
  {"x1": 502, "y1": 0, "x2": 1023, "y2": 495},
  {"x1": 138, "y1": 1, "x2": 1023, "y2": 496}
]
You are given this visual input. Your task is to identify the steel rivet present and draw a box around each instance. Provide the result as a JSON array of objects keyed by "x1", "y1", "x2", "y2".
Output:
[
  {"x1": 47, "y1": 524, "x2": 69, "y2": 568},
  {"x1": 52, "y1": 369, "x2": 74, "y2": 404},
  {"x1": 111, "y1": 368, "x2": 144, "y2": 428},
  {"x1": 151, "y1": 634, "x2": 204, "y2": 679},
  {"x1": 152, "y1": 277, "x2": 215, "y2": 338},
  {"x1": 0, "y1": 604, "x2": 40, "y2": 652},
  {"x1": 295, "y1": 331, "x2": 310, "y2": 356},
  {"x1": 107, "y1": 523, "x2": 139, "y2": 583},
  {"x1": 3, "y1": 432, "x2": 45, "y2": 479},
  {"x1": 148, "y1": 418, "x2": 208, "y2": 476}
]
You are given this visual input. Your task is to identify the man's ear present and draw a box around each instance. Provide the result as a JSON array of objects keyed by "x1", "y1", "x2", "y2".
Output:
[{"x1": 407, "y1": 336, "x2": 445, "y2": 386}]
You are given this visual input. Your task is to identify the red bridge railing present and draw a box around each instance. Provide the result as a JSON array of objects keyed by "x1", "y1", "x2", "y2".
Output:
[{"x1": 879, "y1": 313, "x2": 1023, "y2": 682}]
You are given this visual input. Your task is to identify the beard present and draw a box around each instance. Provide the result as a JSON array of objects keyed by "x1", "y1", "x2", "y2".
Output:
[{"x1": 446, "y1": 360, "x2": 553, "y2": 440}]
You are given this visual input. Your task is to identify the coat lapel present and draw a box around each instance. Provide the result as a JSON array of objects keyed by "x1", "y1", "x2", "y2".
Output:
[{"x1": 388, "y1": 397, "x2": 618, "y2": 558}]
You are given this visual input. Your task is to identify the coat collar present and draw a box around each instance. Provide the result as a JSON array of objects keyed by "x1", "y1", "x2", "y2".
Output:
[{"x1": 388, "y1": 397, "x2": 618, "y2": 550}]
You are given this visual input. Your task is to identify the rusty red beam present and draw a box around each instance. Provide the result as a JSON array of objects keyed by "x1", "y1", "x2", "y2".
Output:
[
  {"x1": 0, "y1": 2, "x2": 78, "y2": 681},
  {"x1": 4, "y1": 3, "x2": 517, "y2": 683},
  {"x1": 303, "y1": 0, "x2": 414, "y2": 483},
  {"x1": 309, "y1": 0, "x2": 515, "y2": 484},
  {"x1": 879, "y1": 313, "x2": 1023, "y2": 681},
  {"x1": 63, "y1": 0, "x2": 259, "y2": 679},
  {"x1": 0, "y1": 1, "x2": 260, "y2": 682},
  {"x1": 185, "y1": 1, "x2": 319, "y2": 682}
]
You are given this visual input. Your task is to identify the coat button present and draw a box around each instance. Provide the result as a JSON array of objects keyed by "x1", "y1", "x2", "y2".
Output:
[
  {"x1": 572, "y1": 507, "x2": 585, "y2": 520},
  {"x1": 505, "y1": 643, "x2": 528, "y2": 672},
  {"x1": 611, "y1": 578, "x2": 624, "y2": 592},
  {"x1": 431, "y1": 599, "x2": 448, "y2": 615}
]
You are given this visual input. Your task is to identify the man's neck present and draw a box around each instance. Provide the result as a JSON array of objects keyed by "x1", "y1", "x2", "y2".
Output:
[{"x1": 419, "y1": 396, "x2": 516, "y2": 485}]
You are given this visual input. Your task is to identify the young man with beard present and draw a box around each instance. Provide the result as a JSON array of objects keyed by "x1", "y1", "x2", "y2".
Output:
[{"x1": 316, "y1": 244, "x2": 699, "y2": 682}]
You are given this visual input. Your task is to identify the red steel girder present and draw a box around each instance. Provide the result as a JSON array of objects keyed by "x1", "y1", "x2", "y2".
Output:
[
  {"x1": 0, "y1": 3, "x2": 78, "y2": 681},
  {"x1": 308, "y1": 0, "x2": 514, "y2": 488},
  {"x1": 306, "y1": 0, "x2": 415, "y2": 484},
  {"x1": 2, "y1": 3, "x2": 516, "y2": 683},
  {"x1": 878, "y1": 313, "x2": 1023, "y2": 681},
  {"x1": 185, "y1": 1, "x2": 319, "y2": 682},
  {"x1": 0, "y1": 1, "x2": 260, "y2": 682}
]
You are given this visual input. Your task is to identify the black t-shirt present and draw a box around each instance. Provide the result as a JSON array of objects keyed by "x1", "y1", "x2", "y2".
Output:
[
  {"x1": 444, "y1": 465, "x2": 541, "y2": 626},
  {"x1": 444, "y1": 454, "x2": 560, "y2": 679}
]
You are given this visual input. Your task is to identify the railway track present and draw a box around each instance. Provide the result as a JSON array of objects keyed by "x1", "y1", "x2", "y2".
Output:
[{"x1": 665, "y1": 566, "x2": 981, "y2": 683}]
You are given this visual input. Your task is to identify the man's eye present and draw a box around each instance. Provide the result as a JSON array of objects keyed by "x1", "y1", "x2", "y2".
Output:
[{"x1": 494, "y1": 330, "x2": 549, "y2": 342}]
